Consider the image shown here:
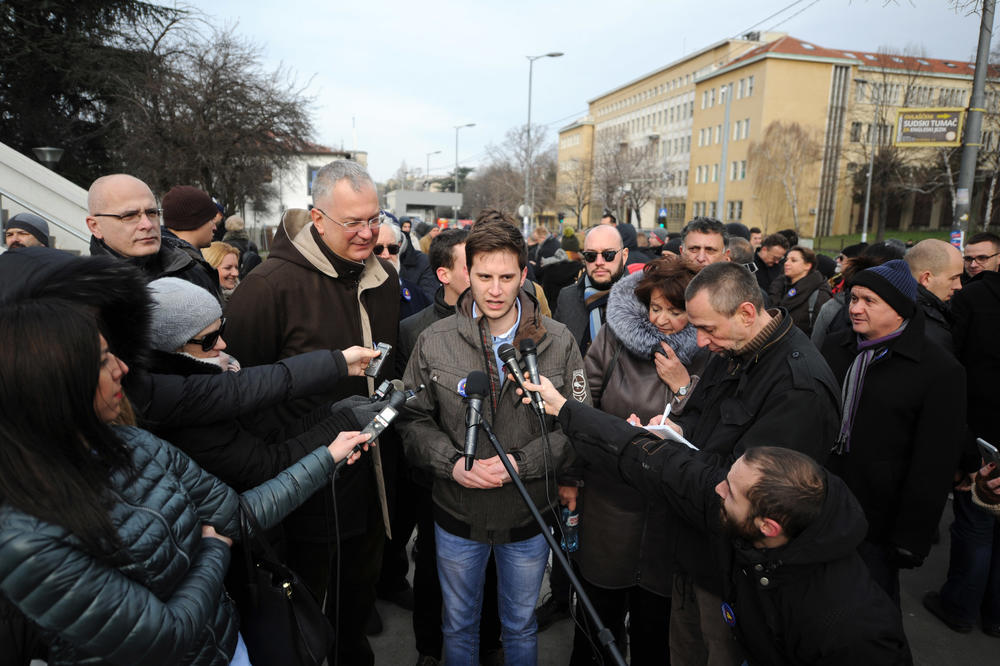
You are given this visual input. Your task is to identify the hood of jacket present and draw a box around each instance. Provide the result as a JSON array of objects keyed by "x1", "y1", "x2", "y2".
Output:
[
  {"x1": 268, "y1": 208, "x2": 391, "y2": 289},
  {"x1": 733, "y1": 470, "x2": 868, "y2": 586},
  {"x1": 89, "y1": 234, "x2": 195, "y2": 277},
  {"x1": 605, "y1": 269, "x2": 699, "y2": 363},
  {"x1": 917, "y1": 284, "x2": 950, "y2": 324},
  {"x1": 0, "y1": 247, "x2": 152, "y2": 370}
]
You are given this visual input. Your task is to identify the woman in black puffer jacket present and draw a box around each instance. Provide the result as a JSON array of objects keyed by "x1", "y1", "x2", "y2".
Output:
[
  {"x1": 0, "y1": 300, "x2": 371, "y2": 665},
  {"x1": 768, "y1": 245, "x2": 832, "y2": 336}
]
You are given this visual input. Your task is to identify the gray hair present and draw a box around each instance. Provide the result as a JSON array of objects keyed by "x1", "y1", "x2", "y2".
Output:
[
  {"x1": 728, "y1": 237, "x2": 754, "y2": 265},
  {"x1": 311, "y1": 160, "x2": 375, "y2": 205},
  {"x1": 385, "y1": 222, "x2": 403, "y2": 244},
  {"x1": 682, "y1": 217, "x2": 729, "y2": 249},
  {"x1": 685, "y1": 262, "x2": 763, "y2": 315}
]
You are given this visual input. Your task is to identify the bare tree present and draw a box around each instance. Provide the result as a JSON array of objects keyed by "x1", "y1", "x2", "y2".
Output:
[
  {"x1": 748, "y1": 121, "x2": 821, "y2": 234},
  {"x1": 591, "y1": 125, "x2": 662, "y2": 224},
  {"x1": 109, "y1": 16, "x2": 314, "y2": 215},
  {"x1": 468, "y1": 123, "x2": 557, "y2": 218},
  {"x1": 558, "y1": 157, "x2": 592, "y2": 229}
]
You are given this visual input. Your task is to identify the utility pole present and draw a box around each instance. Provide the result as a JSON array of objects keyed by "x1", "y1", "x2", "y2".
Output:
[{"x1": 953, "y1": 0, "x2": 996, "y2": 248}]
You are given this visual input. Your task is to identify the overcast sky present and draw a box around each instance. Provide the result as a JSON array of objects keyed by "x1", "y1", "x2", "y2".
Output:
[{"x1": 182, "y1": 0, "x2": 989, "y2": 184}]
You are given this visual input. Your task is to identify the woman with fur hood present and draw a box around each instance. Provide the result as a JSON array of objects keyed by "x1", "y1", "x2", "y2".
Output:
[{"x1": 570, "y1": 256, "x2": 707, "y2": 665}]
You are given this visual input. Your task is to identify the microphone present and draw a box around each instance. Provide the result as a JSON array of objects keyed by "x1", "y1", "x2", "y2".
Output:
[
  {"x1": 464, "y1": 371, "x2": 489, "y2": 471},
  {"x1": 518, "y1": 339, "x2": 545, "y2": 414},
  {"x1": 372, "y1": 378, "x2": 404, "y2": 402},
  {"x1": 497, "y1": 343, "x2": 541, "y2": 416}
]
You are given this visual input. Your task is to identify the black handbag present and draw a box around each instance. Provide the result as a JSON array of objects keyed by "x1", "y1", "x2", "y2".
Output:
[{"x1": 234, "y1": 497, "x2": 335, "y2": 666}]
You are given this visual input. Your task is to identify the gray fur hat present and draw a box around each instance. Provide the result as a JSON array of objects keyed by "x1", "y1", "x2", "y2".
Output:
[{"x1": 147, "y1": 277, "x2": 222, "y2": 351}]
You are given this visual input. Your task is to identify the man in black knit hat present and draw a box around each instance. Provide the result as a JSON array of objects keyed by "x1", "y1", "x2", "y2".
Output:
[
  {"x1": 161, "y1": 185, "x2": 224, "y2": 301},
  {"x1": 820, "y1": 259, "x2": 966, "y2": 606}
]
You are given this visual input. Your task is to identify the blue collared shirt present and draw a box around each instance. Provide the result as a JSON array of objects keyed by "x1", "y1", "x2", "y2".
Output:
[{"x1": 472, "y1": 298, "x2": 522, "y2": 386}]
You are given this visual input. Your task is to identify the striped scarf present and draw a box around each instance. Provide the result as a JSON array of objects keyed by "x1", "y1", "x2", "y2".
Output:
[
  {"x1": 833, "y1": 321, "x2": 909, "y2": 454},
  {"x1": 584, "y1": 276, "x2": 611, "y2": 344}
]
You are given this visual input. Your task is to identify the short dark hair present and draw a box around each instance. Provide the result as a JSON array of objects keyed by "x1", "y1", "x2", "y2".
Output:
[
  {"x1": 601, "y1": 211, "x2": 617, "y2": 224},
  {"x1": 776, "y1": 228, "x2": 799, "y2": 247},
  {"x1": 749, "y1": 227, "x2": 762, "y2": 234},
  {"x1": 465, "y1": 209, "x2": 527, "y2": 270},
  {"x1": 429, "y1": 228, "x2": 469, "y2": 272},
  {"x1": 861, "y1": 240, "x2": 904, "y2": 263},
  {"x1": 685, "y1": 262, "x2": 764, "y2": 314},
  {"x1": 968, "y1": 231, "x2": 1000, "y2": 250},
  {"x1": 682, "y1": 217, "x2": 729, "y2": 249},
  {"x1": 634, "y1": 256, "x2": 698, "y2": 310},
  {"x1": 728, "y1": 237, "x2": 755, "y2": 265},
  {"x1": 787, "y1": 245, "x2": 817, "y2": 269},
  {"x1": 761, "y1": 233, "x2": 789, "y2": 251},
  {"x1": 742, "y1": 447, "x2": 826, "y2": 540}
]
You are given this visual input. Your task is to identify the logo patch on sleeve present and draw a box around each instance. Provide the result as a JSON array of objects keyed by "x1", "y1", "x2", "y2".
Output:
[
  {"x1": 572, "y1": 370, "x2": 587, "y2": 402},
  {"x1": 457, "y1": 378, "x2": 467, "y2": 397}
]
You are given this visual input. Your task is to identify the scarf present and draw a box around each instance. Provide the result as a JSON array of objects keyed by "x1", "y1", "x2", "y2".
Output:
[
  {"x1": 833, "y1": 321, "x2": 909, "y2": 454},
  {"x1": 583, "y1": 275, "x2": 611, "y2": 343}
]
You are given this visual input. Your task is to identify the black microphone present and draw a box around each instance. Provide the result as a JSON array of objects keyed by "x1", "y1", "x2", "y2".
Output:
[
  {"x1": 464, "y1": 371, "x2": 489, "y2": 471},
  {"x1": 518, "y1": 338, "x2": 545, "y2": 414},
  {"x1": 497, "y1": 343, "x2": 541, "y2": 416}
]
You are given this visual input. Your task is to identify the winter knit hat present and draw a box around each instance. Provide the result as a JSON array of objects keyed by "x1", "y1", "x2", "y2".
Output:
[
  {"x1": 162, "y1": 185, "x2": 218, "y2": 231},
  {"x1": 851, "y1": 259, "x2": 917, "y2": 318},
  {"x1": 4, "y1": 212, "x2": 50, "y2": 246},
  {"x1": 147, "y1": 277, "x2": 223, "y2": 351},
  {"x1": 561, "y1": 226, "x2": 580, "y2": 253}
]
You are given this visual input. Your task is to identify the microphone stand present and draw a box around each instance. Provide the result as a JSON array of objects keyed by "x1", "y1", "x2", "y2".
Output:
[{"x1": 477, "y1": 415, "x2": 627, "y2": 666}]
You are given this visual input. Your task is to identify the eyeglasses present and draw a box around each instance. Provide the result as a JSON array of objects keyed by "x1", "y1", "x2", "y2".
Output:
[
  {"x1": 374, "y1": 243, "x2": 400, "y2": 255},
  {"x1": 187, "y1": 318, "x2": 226, "y2": 351},
  {"x1": 92, "y1": 208, "x2": 162, "y2": 225},
  {"x1": 581, "y1": 249, "x2": 621, "y2": 263},
  {"x1": 962, "y1": 251, "x2": 1000, "y2": 265},
  {"x1": 314, "y1": 207, "x2": 384, "y2": 233}
]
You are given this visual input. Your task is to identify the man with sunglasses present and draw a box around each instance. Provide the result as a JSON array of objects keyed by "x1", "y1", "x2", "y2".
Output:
[
  {"x1": 225, "y1": 159, "x2": 399, "y2": 666},
  {"x1": 554, "y1": 225, "x2": 629, "y2": 355},
  {"x1": 388, "y1": 213, "x2": 438, "y2": 301},
  {"x1": 962, "y1": 231, "x2": 1000, "y2": 282},
  {"x1": 377, "y1": 221, "x2": 432, "y2": 320},
  {"x1": 85, "y1": 174, "x2": 209, "y2": 289}
]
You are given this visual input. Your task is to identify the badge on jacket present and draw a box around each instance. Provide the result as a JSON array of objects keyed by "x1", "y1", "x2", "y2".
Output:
[
  {"x1": 457, "y1": 378, "x2": 467, "y2": 397},
  {"x1": 402, "y1": 287, "x2": 412, "y2": 301},
  {"x1": 786, "y1": 287, "x2": 797, "y2": 297},
  {"x1": 572, "y1": 370, "x2": 587, "y2": 402},
  {"x1": 721, "y1": 602, "x2": 736, "y2": 627}
]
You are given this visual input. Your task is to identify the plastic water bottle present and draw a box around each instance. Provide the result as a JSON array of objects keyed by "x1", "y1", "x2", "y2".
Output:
[{"x1": 560, "y1": 506, "x2": 579, "y2": 553}]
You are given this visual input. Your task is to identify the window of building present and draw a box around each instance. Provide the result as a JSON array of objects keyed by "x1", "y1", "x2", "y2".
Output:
[
  {"x1": 716, "y1": 124, "x2": 722, "y2": 143},
  {"x1": 742, "y1": 118, "x2": 750, "y2": 140},
  {"x1": 685, "y1": 135, "x2": 691, "y2": 152},
  {"x1": 740, "y1": 160, "x2": 746, "y2": 180},
  {"x1": 747, "y1": 76, "x2": 754, "y2": 97},
  {"x1": 709, "y1": 201, "x2": 718, "y2": 218},
  {"x1": 850, "y1": 121, "x2": 862, "y2": 142},
  {"x1": 712, "y1": 164, "x2": 719, "y2": 182},
  {"x1": 710, "y1": 88, "x2": 716, "y2": 107},
  {"x1": 737, "y1": 78, "x2": 745, "y2": 99},
  {"x1": 731, "y1": 161, "x2": 738, "y2": 181},
  {"x1": 720, "y1": 86, "x2": 727, "y2": 104}
]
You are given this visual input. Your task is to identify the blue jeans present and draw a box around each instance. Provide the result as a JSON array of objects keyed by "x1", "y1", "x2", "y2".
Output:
[
  {"x1": 435, "y1": 524, "x2": 549, "y2": 666},
  {"x1": 939, "y1": 491, "x2": 1000, "y2": 624}
]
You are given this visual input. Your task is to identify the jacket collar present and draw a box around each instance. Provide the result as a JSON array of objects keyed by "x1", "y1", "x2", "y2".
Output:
[
  {"x1": 433, "y1": 286, "x2": 457, "y2": 319},
  {"x1": 839, "y1": 307, "x2": 926, "y2": 362},
  {"x1": 456, "y1": 286, "x2": 548, "y2": 351}
]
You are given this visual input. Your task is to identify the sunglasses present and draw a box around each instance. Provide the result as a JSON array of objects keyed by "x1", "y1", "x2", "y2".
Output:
[
  {"x1": 581, "y1": 249, "x2": 620, "y2": 263},
  {"x1": 187, "y1": 317, "x2": 226, "y2": 351},
  {"x1": 374, "y1": 243, "x2": 400, "y2": 255}
]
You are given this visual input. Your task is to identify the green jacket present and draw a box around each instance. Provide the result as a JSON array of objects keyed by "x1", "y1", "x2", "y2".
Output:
[
  {"x1": 0, "y1": 426, "x2": 336, "y2": 665},
  {"x1": 398, "y1": 288, "x2": 590, "y2": 543}
]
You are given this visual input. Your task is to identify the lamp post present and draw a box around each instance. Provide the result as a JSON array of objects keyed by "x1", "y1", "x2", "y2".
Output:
[
  {"x1": 32, "y1": 146, "x2": 64, "y2": 171},
  {"x1": 524, "y1": 51, "x2": 563, "y2": 232},
  {"x1": 426, "y1": 150, "x2": 442, "y2": 189},
  {"x1": 454, "y1": 123, "x2": 475, "y2": 225}
]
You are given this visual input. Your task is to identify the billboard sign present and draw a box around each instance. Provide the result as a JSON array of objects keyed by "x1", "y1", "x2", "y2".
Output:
[{"x1": 894, "y1": 108, "x2": 964, "y2": 147}]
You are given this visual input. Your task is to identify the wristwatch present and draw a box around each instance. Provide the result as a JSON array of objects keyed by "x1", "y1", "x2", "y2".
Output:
[{"x1": 676, "y1": 381, "x2": 692, "y2": 397}]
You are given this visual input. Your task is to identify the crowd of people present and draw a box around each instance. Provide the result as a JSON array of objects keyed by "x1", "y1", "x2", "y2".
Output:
[{"x1": 0, "y1": 158, "x2": 998, "y2": 666}]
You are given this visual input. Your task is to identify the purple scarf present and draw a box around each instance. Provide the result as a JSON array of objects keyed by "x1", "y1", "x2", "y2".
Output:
[{"x1": 833, "y1": 321, "x2": 909, "y2": 454}]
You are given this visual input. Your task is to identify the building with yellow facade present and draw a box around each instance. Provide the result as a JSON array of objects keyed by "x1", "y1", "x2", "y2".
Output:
[{"x1": 559, "y1": 32, "x2": 986, "y2": 237}]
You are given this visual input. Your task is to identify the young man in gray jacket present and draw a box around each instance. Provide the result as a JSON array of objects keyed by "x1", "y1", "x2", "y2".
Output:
[{"x1": 398, "y1": 210, "x2": 588, "y2": 666}]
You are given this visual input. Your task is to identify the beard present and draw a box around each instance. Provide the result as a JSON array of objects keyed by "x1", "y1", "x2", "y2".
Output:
[
  {"x1": 7, "y1": 241, "x2": 25, "y2": 249},
  {"x1": 720, "y1": 502, "x2": 760, "y2": 543},
  {"x1": 589, "y1": 262, "x2": 626, "y2": 290}
]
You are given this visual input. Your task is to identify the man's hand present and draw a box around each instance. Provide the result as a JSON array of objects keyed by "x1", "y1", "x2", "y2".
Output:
[
  {"x1": 653, "y1": 342, "x2": 690, "y2": 394},
  {"x1": 452, "y1": 455, "x2": 519, "y2": 488},
  {"x1": 559, "y1": 485, "x2": 579, "y2": 512},
  {"x1": 342, "y1": 345, "x2": 382, "y2": 377},
  {"x1": 518, "y1": 374, "x2": 565, "y2": 416},
  {"x1": 974, "y1": 462, "x2": 1000, "y2": 505}
]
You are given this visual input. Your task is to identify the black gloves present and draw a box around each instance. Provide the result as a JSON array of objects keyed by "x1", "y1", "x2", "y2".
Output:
[
  {"x1": 890, "y1": 545, "x2": 924, "y2": 570},
  {"x1": 330, "y1": 395, "x2": 386, "y2": 431}
]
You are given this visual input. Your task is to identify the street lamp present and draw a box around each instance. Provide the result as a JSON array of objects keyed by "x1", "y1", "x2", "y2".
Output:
[
  {"x1": 524, "y1": 51, "x2": 563, "y2": 231},
  {"x1": 32, "y1": 146, "x2": 64, "y2": 171},
  {"x1": 454, "y1": 123, "x2": 475, "y2": 224},
  {"x1": 426, "y1": 150, "x2": 442, "y2": 189}
]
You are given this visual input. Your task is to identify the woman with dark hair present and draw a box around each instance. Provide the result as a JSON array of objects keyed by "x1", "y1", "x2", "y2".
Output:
[
  {"x1": 0, "y1": 300, "x2": 371, "y2": 665},
  {"x1": 768, "y1": 245, "x2": 832, "y2": 336},
  {"x1": 570, "y1": 255, "x2": 706, "y2": 665}
]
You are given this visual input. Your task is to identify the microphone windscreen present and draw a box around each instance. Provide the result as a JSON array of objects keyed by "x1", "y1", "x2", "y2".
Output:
[
  {"x1": 465, "y1": 370, "x2": 490, "y2": 398},
  {"x1": 519, "y1": 338, "x2": 537, "y2": 354}
]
